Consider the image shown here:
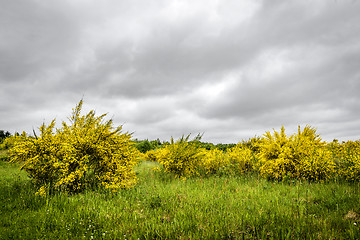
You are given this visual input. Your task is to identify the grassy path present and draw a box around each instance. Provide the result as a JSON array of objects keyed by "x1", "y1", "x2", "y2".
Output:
[{"x1": 1, "y1": 160, "x2": 359, "y2": 239}]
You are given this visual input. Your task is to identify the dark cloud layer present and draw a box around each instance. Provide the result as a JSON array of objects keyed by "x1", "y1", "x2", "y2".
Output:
[{"x1": 1, "y1": 0, "x2": 360, "y2": 143}]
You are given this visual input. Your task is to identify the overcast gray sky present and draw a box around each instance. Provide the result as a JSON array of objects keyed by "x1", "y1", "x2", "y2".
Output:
[{"x1": 1, "y1": 0, "x2": 360, "y2": 143}]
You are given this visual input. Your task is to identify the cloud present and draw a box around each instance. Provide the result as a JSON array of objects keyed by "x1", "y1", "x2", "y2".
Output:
[
  {"x1": 1, "y1": 0, "x2": 360, "y2": 143},
  {"x1": 0, "y1": 0, "x2": 82, "y2": 82}
]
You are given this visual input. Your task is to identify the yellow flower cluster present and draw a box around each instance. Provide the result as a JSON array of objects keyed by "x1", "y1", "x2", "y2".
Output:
[
  {"x1": 227, "y1": 145, "x2": 255, "y2": 174},
  {"x1": 257, "y1": 126, "x2": 336, "y2": 181},
  {"x1": 144, "y1": 150, "x2": 158, "y2": 162},
  {"x1": 155, "y1": 135, "x2": 204, "y2": 177},
  {"x1": 10, "y1": 100, "x2": 140, "y2": 195},
  {"x1": 200, "y1": 148, "x2": 228, "y2": 175},
  {"x1": 329, "y1": 140, "x2": 360, "y2": 181},
  {"x1": 0, "y1": 131, "x2": 27, "y2": 150},
  {"x1": 145, "y1": 136, "x2": 256, "y2": 177}
]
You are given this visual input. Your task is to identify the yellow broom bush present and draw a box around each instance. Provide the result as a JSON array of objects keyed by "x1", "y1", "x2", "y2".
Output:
[
  {"x1": 296, "y1": 148, "x2": 335, "y2": 181},
  {"x1": 292, "y1": 126, "x2": 335, "y2": 181},
  {"x1": 156, "y1": 135, "x2": 204, "y2": 177},
  {"x1": 257, "y1": 126, "x2": 294, "y2": 180},
  {"x1": 333, "y1": 140, "x2": 360, "y2": 181},
  {"x1": 144, "y1": 149, "x2": 159, "y2": 162},
  {"x1": 258, "y1": 125, "x2": 335, "y2": 181},
  {"x1": 227, "y1": 144, "x2": 255, "y2": 174},
  {"x1": 0, "y1": 132, "x2": 27, "y2": 150},
  {"x1": 199, "y1": 148, "x2": 229, "y2": 175},
  {"x1": 10, "y1": 100, "x2": 140, "y2": 195}
]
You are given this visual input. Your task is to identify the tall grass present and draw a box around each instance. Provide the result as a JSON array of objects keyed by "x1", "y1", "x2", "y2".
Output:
[{"x1": 1, "y1": 160, "x2": 359, "y2": 239}]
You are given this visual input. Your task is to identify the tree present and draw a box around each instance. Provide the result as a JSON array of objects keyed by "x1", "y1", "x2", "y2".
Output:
[
  {"x1": 0, "y1": 130, "x2": 11, "y2": 142},
  {"x1": 136, "y1": 139, "x2": 154, "y2": 153}
]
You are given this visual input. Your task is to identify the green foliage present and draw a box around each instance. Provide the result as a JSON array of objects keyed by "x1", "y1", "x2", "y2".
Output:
[
  {"x1": 197, "y1": 141, "x2": 216, "y2": 150},
  {"x1": 135, "y1": 139, "x2": 154, "y2": 153},
  {"x1": 0, "y1": 131, "x2": 12, "y2": 150},
  {"x1": 215, "y1": 143, "x2": 236, "y2": 152},
  {"x1": 0, "y1": 150, "x2": 9, "y2": 161},
  {"x1": 134, "y1": 138, "x2": 164, "y2": 153},
  {"x1": 10, "y1": 100, "x2": 139, "y2": 195},
  {"x1": 150, "y1": 138, "x2": 163, "y2": 149},
  {"x1": 0, "y1": 130, "x2": 11, "y2": 143}
]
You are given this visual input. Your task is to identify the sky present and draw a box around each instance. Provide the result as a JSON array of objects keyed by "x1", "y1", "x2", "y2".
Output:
[{"x1": 1, "y1": 0, "x2": 360, "y2": 144}]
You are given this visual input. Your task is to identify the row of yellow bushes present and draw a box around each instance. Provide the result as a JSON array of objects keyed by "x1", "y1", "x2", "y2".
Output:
[
  {"x1": 6, "y1": 100, "x2": 360, "y2": 196},
  {"x1": 144, "y1": 126, "x2": 360, "y2": 182}
]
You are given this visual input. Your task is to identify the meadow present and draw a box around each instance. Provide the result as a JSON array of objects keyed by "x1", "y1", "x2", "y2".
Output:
[
  {"x1": 1, "y1": 102, "x2": 360, "y2": 239},
  {"x1": 1, "y1": 158, "x2": 359, "y2": 240}
]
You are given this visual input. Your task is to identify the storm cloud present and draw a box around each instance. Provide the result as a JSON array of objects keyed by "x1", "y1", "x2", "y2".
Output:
[{"x1": 1, "y1": 0, "x2": 360, "y2": 143}]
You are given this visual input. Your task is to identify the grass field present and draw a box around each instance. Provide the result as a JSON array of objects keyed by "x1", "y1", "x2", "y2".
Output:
[{"x1": 1, "y1": 159, "x2": 359, "y2": 239}]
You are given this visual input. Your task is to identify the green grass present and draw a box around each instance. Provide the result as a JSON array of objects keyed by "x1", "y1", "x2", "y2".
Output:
[
  {"x1": 1, "y1": 160, "x2": 359, "y2": 239},
  {"x1": 0, "y1": 149, "x2": 10, "y2": 161}
]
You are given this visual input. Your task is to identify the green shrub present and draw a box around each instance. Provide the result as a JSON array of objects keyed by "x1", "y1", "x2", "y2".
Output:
[
  {"x1": 10, "y1": 100, "x2": 140, "y2": 195},
  {"x1": 136, "y1": 139, "x2": 154, "y2": 153}
]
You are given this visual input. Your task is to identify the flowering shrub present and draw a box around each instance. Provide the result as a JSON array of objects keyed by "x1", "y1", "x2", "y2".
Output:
[
  {"x1": 293, "y1": 147, "x2": 334, "y2": 181},
  {"x1": 332, "y1": 140, "x2": 360, "y2": 182},
  {"x1": 10, "y1": 100, "x2": 139, "y2": 195},
  {"x1": 0, "y1": 132, "x2": 26, "y2": 150},
  {"x1": 199, "y1": 148, "x2": 229, "y2": 175},
  {"x1": 240, "y1": 136, "x2": 262, "y2": 154},
  {"x1": 156, "y1": 135, "x2": 204, "y2": 177},
  {"x1": 257, "y1": 126, "x2": 293, "y2": 179},
  {"x1": 258, "y1": 126, "x2": 335, "y2": 181},
  {"x1": 227, "y1": 145, "x2": 255, "y2": 174},
  {"x1": 292, "y1": 126, "x2": 335, "y2": 181},
  {"x1": 144, "y1": 149, "x2": 159, "y2": 162}
]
